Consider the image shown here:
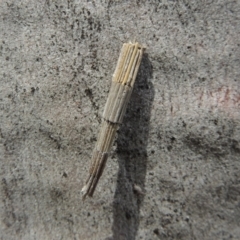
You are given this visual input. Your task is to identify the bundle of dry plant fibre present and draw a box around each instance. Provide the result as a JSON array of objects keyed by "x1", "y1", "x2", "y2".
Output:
[{"x1": 82, "y1": 42, "x2": 145, "y2": 199}]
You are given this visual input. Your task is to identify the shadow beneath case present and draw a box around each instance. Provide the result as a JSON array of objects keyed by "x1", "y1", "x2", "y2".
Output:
[{"x1": 111, "y1": 53, "x2": 154, "y2": 240}]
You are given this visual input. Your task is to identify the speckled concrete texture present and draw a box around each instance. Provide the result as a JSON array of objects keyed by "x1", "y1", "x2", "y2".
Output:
[{"x1": 0, "y1": 1, "x2": 240, "y2": 239}]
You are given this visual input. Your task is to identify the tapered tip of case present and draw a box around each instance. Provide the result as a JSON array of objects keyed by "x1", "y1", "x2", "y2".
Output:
[
  {"x1": 81, "y1": 186, "x2": 86, "y2": 199},
  {"x1": 81, "y1": 180, "x2": 92, "y2": 199}
]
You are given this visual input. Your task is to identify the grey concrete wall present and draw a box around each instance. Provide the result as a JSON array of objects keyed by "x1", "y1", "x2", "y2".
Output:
[{"x1": 0, "y1": 1, "x2": 240, "y2": 239}]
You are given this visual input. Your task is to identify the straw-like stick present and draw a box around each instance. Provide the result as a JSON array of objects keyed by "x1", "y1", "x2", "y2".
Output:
[{"x1": 82, "y1": 42, "x2": 144, "y2": 199}]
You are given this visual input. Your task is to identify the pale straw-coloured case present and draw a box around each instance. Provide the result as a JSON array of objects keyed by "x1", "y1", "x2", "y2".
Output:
[{"x1": 82, "y1": 42, "x2": 145, "y2": 199}]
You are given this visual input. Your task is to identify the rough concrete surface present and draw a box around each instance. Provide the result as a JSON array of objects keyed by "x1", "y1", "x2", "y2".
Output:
[{"x1": 0, "y1": 1, "x2": 240, "y2": 239}]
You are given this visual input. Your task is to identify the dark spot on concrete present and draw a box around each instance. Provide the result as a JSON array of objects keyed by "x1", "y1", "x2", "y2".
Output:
[
  {"x1": 153, "y1": 228, "x2": 160, "y2": 235},
  {"x1": 31, "y1": 87, "x2": 35, "y2": 94},
  {"x1": 125, "y1": 211, "x2": 131, "y2": 220}
]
